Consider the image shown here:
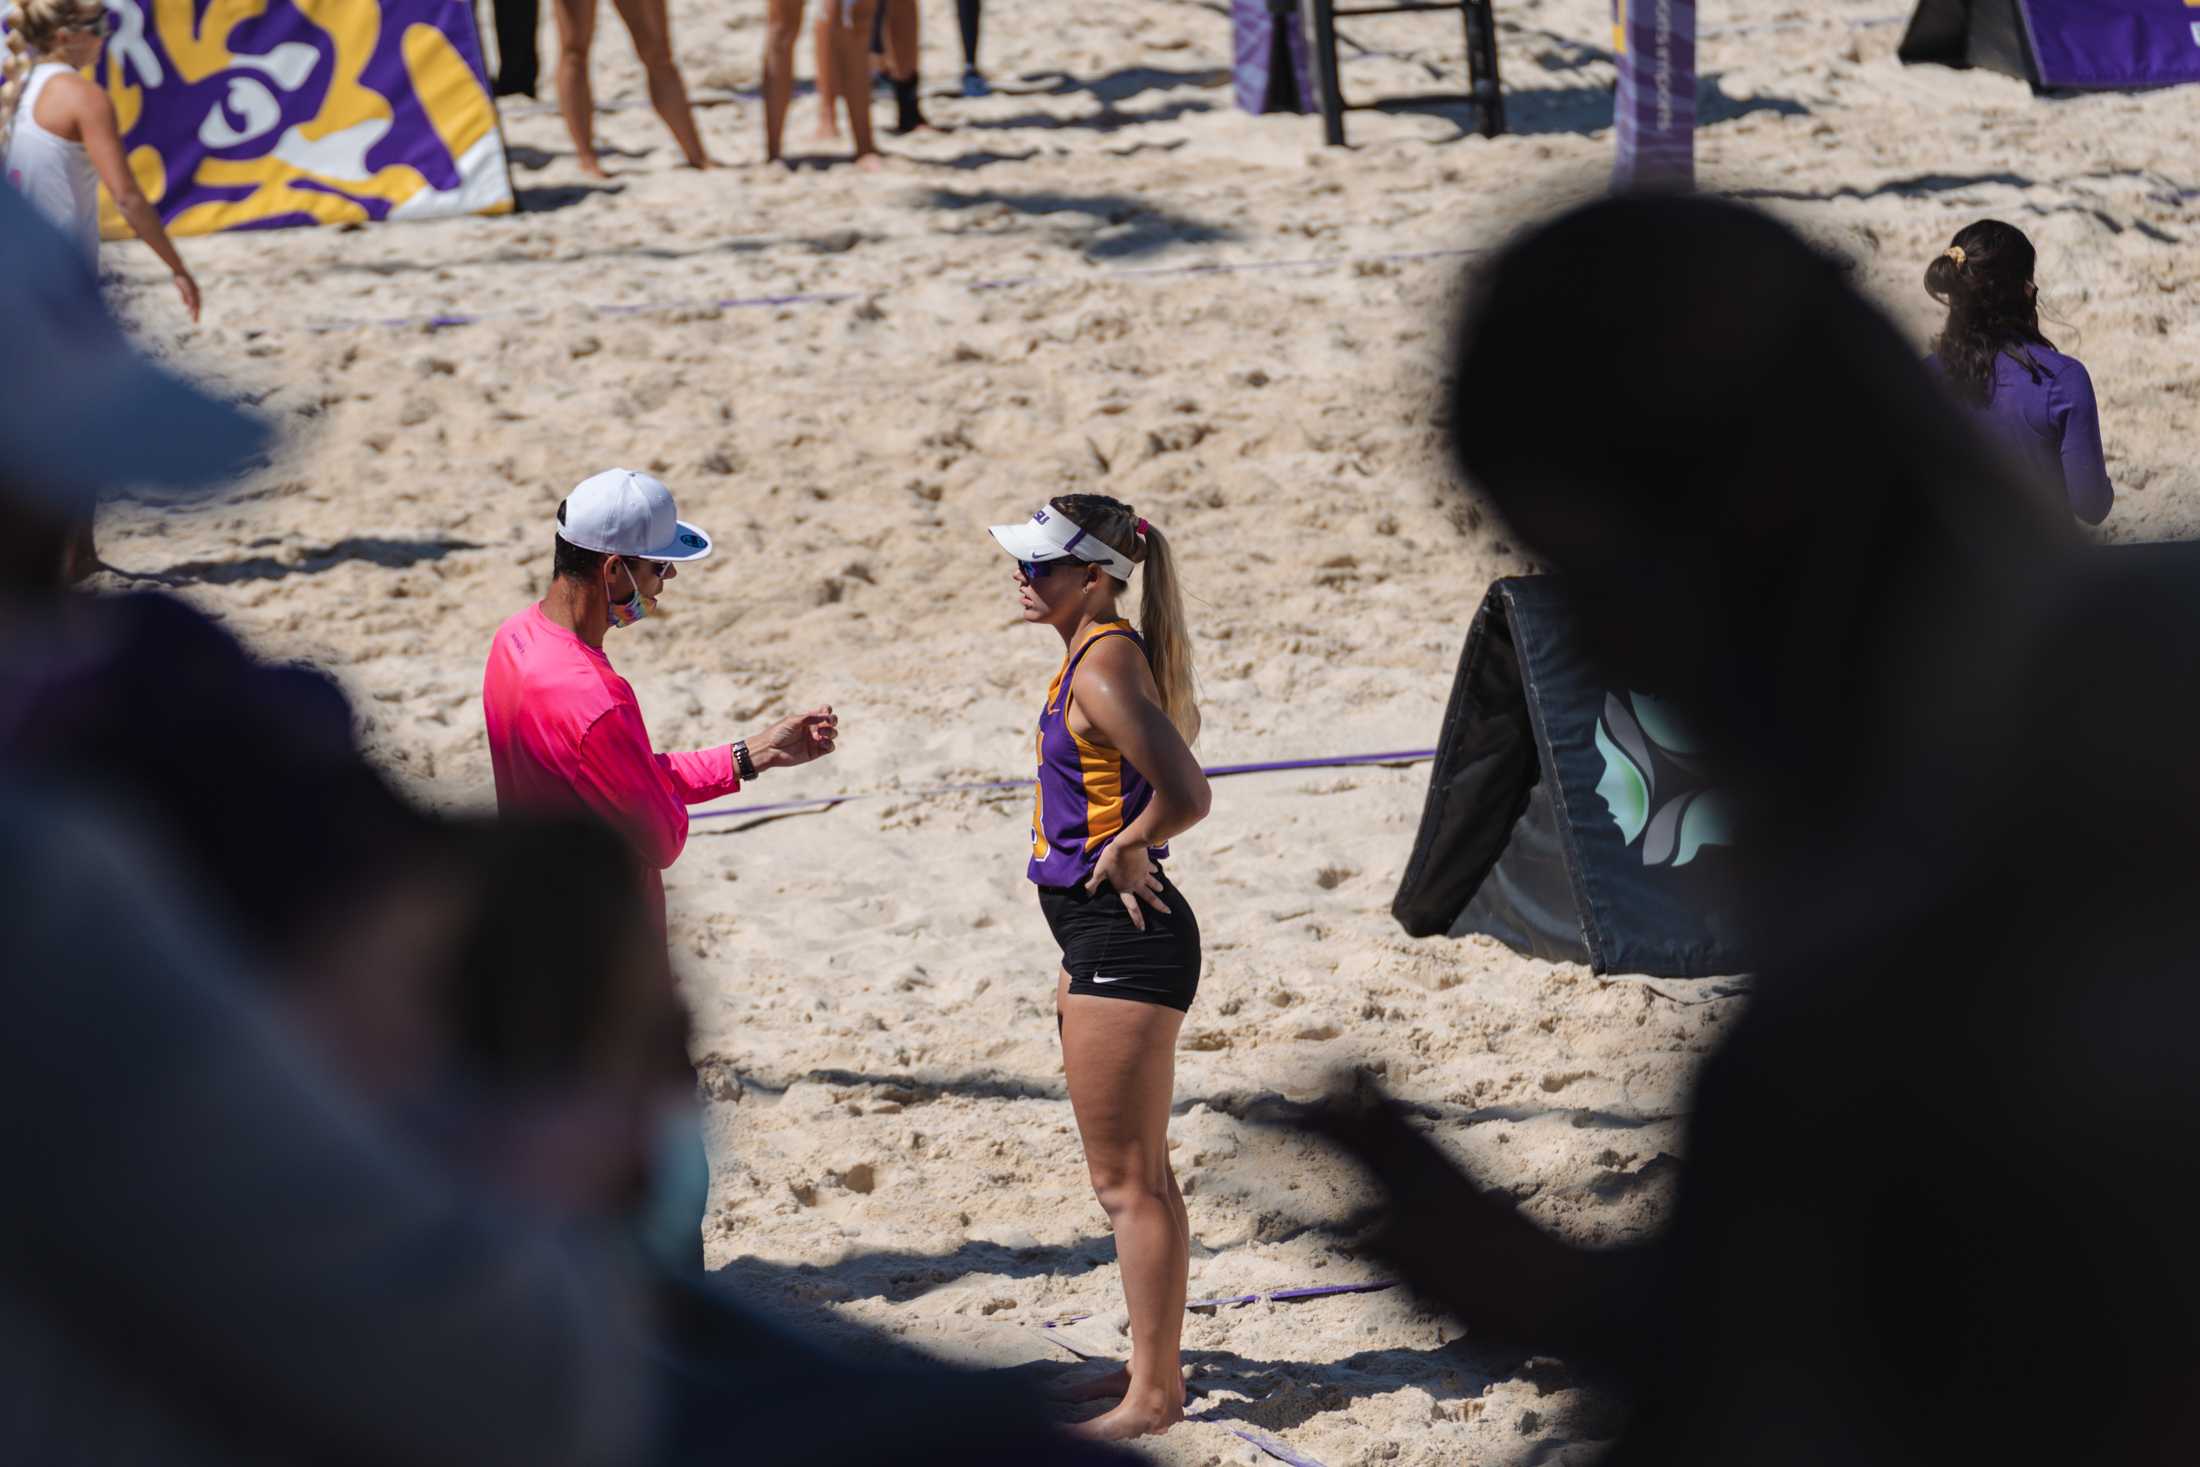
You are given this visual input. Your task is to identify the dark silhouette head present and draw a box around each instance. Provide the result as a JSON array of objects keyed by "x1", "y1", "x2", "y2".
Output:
[{"x1": 1446, "y1": 194, "x2": 2067, "y2": 836}]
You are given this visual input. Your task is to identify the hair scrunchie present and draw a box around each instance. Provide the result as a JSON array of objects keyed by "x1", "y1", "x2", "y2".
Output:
[
  {"x1": 1135, "y1": 518, "x2": 1149, "y2": 537},
  {"x1": 1944, "y1": 246, "x2": 1966, "y2": 265}
]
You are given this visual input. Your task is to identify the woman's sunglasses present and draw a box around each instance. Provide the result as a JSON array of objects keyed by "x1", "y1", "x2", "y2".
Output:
[{"x1": 1018, "y1": 558, "x2": 1073, "y2": 580}]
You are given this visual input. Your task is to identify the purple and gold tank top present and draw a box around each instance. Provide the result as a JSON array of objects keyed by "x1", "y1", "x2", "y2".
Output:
[{"x1": 1028, "y1": 621, "x2": 1168, "y2": 887}]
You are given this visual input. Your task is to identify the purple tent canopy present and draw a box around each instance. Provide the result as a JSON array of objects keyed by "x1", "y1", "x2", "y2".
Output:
[{"x1": 1901, "y1": 0, "x2": 2200, "y2": 91}]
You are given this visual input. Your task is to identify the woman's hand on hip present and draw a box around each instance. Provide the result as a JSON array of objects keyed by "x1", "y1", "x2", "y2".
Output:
[{"x1": 1087, "y1": 839, "x2": 1169, "y2": 931}]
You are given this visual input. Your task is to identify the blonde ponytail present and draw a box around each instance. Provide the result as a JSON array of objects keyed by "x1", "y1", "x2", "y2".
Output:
[
  {"x1": 2, "y1": 0, "x2": 104, "y2": 153},
  {"x1": 1134, "y1": 521, "x2": 1201, "y2": 744},
  {"x1": 2, "y1": 13, "x2": 33, "y2": 155},
  {"x1": 1047, "y1": 492, "x2": 1203, "y2": 745}
]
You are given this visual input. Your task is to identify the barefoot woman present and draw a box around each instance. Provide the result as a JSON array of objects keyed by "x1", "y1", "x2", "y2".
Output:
[
  {"x1": 551, "y1": 0, "x2": 712, "y2": 177},
  {"x1": 989, "y1": 494, "x2": 1210, "y2": 1441}
]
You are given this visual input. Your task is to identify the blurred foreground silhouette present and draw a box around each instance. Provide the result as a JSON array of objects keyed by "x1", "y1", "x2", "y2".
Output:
[
  {"x1": 0, "y1": 184, "x2": 1127, "y2": 1467},
  {"x1": 1305, "y1": 194, "x2": 2200, "y2": 1464}
]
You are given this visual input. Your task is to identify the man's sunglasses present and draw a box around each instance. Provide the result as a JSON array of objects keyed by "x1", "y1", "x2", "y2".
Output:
[{"x1": 624, "y1": 557, "x2": 671, "y2": 577}]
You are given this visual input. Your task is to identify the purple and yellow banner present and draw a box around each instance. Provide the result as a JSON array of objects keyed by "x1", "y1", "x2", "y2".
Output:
[{"x1": 91, "y1": 0, "x2": 511, "y2": 239}]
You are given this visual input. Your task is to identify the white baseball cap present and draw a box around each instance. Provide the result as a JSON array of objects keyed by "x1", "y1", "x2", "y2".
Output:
[
  {"x1": 987, "y1": 505, "x2": 1134, "y2": 579},
  {"x1": 556, "y1": 468, "x2": 714, "y2": 561}
]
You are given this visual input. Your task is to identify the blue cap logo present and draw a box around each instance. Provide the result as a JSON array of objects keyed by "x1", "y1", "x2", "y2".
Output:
[{"x1": 679, "y1": 531, "x2": 705, "y2": 548}]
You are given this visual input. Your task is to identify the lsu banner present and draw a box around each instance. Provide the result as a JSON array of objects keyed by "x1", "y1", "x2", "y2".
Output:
[
  {"x1": 93, "y1": 0, "x2": 511, "y2": 238},
  {"x1": 1610, "y1": 0, "x2": 1696, "y2": 191}
]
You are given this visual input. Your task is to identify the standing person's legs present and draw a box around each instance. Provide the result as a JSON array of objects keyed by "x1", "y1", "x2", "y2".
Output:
[
  {"x1": 492, "y1": 0, "x2": 542, "y2": 94},
  {"x1": 552, "y1": 0, "x2": 605, "y2": 176},
  {"x1": 955, "y1": 0, "x2": 985, "y2": 94},
  {"x1": 762, "y1": 0, "x2": 805, "y2": 163},
  {"x1": 830, "y1": 0, "x2": 883, "y2": 167},
  {"x1": 812, "y1": 10, "x2": 841, "y2": 138},
  {"x1": 1058, "y1": 973, "x2": 1190, "y2": 1441},
  {"x1": 883, "y1": 0, "x2": 930, "y2": 134},
  {"x1": 612, "y1": 0, "x2": 713, "y2": 167}
]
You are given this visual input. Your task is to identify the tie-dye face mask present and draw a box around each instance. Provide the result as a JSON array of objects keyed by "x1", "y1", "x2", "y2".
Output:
[{"x1": 605, "y1": 558, "x2": 653, "y2": 631}]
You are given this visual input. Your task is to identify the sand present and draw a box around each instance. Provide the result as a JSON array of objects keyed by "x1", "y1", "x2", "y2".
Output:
[{"x1": 90, "y1": 0, "x2": 2199, "y2": 1460}]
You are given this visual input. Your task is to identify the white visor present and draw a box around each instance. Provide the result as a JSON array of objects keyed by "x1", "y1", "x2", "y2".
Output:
[{"x1": 987, "y1": 506, "x2": 1135, "y2": 580}]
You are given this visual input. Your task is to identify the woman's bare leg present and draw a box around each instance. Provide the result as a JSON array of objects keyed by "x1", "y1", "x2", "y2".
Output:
[
  {"x1": 1058, "y1": 973, "x2": 1189, "y2": 1441},
  {"x1": 882, "y1": 0, "x2": 932, "y2": 133},
  {"x1": 830, "y1": 0, "x2": 883, "y2": 167},
  {"x1": 762, "y1": 0, "x2": 804, "y2": 163},
  {"x1": 552, "y1": 0, "x2": 606, "y2": 177},
  {"x1": 812, "y1": 11, "x2": 840, "y2": 138},
  {"x1": 613, "y1": 0, "x2": 712, "y2": 167},
  {"x1": 884, "y1": 0, "x2": 916, "y2": 77}
]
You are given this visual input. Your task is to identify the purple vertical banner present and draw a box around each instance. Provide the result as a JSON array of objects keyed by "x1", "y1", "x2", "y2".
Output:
[
  {"x1": 1611, "y1": 0, "x2": 1696, "y2": 191},
  {"x1": 1233, "y1": 0, "x2": 1316, "y2": 114},
  {"x1": 2018, "y1": 0, "x2": 2200, "y2": 89}
]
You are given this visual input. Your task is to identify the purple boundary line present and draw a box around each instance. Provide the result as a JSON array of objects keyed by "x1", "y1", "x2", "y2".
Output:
[
  {"x1": 302, "y1": 248, "x2": 1485, "y2": 335},
  {"x1": 1038, "y1": 1279, "x2": 1396, "y2": 1330},
  {"x1": 1229, "y1": 1427, "x2": 1331, "y2": 1467},
  {"x1": 691, "y1": 750, "x2": 1435, "y2": 824}
]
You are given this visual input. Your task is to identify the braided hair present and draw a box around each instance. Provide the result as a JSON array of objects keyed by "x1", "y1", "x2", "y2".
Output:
[
  {"x1": 1924, "y1": 219, "x2": 2056, "y2": 408},
  {"x1": 2, "y1": 0, "x2": 107, "y2": 153}
]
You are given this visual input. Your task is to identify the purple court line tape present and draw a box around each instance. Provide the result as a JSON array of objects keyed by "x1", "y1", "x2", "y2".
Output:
[
  {"x1": 691, "y1": 749, "x2": 1435, "y2": 824},
  {"x1": 1039, "y1": 1279, "x2": 1396, "y2": 1329},
  {"x1": 301, "y1": 248, "x2": 1486, "y2": 334},
  {"x1": 1699, "y1": 11, "x2": 1907, "y2": 39},
  {"x1": 1229, "y1": 1426, "x2": 1331, "y2": 1467}
]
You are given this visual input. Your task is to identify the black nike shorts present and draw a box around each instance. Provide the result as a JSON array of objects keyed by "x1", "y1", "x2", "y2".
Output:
[{"x1": 1038, "y1": 874, "x2": 1201, "y2": 1012}]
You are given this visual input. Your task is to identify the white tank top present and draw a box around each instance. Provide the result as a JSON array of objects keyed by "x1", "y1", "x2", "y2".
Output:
[{"x1": 5, "y1": 62, "x2": 100, "y2": 267}]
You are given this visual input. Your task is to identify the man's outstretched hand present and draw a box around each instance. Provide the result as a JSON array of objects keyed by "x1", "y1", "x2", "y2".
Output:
[
  {"x1": 1294, "y1": 1072, "x2": 1645, "y2": 1365},
  {"x1": 748, "y1": 706, "x2": 839, "y2": 773}
]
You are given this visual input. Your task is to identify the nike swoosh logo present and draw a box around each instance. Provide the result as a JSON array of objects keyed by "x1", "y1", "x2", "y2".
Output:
[{"x1": 1089, "y1": 973, "x2": 1127, "y2": 984}]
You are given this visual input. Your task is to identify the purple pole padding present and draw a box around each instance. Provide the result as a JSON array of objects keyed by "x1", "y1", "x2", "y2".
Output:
[
  {"x1": 2017, "y1": 0, "x2": 2200, "y2": 90},
  {"x1": 691, "y1": 752, "x2": 1435, "y2": 824},
  {"x1": 1611, "y1": 0, "x2": 1697, "y2": 191},
  {"x1": 1233, "y1": 0, "x2": 1317, "y2": 114}
]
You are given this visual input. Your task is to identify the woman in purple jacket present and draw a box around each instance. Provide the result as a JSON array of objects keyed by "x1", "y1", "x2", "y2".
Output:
[{"x1": 1926, "y1": 220, "x2": 2113, "y2": 524}]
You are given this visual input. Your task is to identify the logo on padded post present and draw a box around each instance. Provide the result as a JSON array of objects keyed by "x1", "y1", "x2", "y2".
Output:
[{"x1": 1591, "y1": 691, "x2": 1733, "y2": 868}]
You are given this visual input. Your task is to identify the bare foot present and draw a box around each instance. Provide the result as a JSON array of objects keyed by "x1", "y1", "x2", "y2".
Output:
[
  {"x1": 577, "y1": 155, "x2": 611, "y2": 180},
  {"x1": 852, "y1": 151, "x2": 884, "y2": 172},
  {"x1": 1046, "y1": 1365, "x2": 1129, "y2": 1404},
  {"x1": 1071, "y1": 1384, "x2": 1184, "y2": 1441},
  {"x1": 813, "y1": 119, "x2": 840, "y2": 142}
]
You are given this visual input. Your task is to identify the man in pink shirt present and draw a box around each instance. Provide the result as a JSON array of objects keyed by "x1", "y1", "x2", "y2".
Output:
[{"x1": 483, "y1": 468, "x2": 838, "y2": 936}]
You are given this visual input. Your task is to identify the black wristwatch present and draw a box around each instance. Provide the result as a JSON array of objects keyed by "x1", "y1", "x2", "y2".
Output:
[{"x1": 733, "y1": 739, "x2": 758, "y2": 781}]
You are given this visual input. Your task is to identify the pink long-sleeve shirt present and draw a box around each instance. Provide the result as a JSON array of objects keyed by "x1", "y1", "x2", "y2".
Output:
[{"x1": 482, "y1": 605, "x2": 739, "y2": 933}]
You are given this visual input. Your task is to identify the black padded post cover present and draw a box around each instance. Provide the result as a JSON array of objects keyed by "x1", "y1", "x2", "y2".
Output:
[{"x1": 1394, "y1": 576, "x2": 1749, "y2": 978}]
